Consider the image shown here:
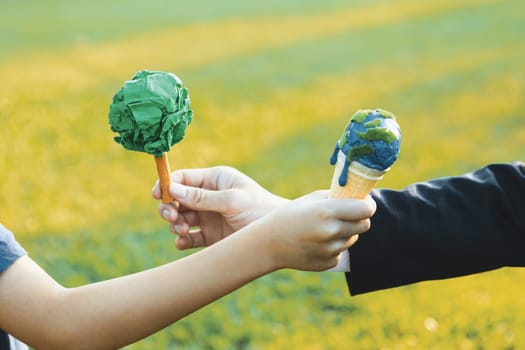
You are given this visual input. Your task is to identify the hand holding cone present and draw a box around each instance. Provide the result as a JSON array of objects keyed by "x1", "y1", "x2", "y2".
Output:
[{"x1": 326, "y1": 108, "x2": 401, "y2": 272}]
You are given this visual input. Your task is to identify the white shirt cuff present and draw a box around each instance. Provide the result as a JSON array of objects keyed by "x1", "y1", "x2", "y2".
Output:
[{"x1": 324, "y1": 250, "x2": 350, "y2": 272}]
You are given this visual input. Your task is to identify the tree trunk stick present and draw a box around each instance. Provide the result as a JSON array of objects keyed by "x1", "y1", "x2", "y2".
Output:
[{"x1": 155, "y1": 153, "x2": 173, "y2": 204}]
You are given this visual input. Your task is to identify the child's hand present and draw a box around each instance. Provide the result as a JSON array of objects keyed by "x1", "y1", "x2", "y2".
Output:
[
  {"x1": 152, "y1": 166, "x2": 288, "y2": 249},
  {"x1": 255, "y1": 196, "x2": 376, "y2": 271}
]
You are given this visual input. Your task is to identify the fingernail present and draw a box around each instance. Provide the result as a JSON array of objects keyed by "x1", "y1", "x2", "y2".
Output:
[
  {"x1": 162, "y1": 210, "x2": 171, "y2": 221},
  {"x1": 170, "y1": 183, "x2": 186, "y2": 198}
]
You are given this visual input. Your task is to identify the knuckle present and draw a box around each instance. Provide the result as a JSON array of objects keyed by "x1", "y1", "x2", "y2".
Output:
[
  {"x1": 212, "y1": 165, "x2": 227, "y2": 173},
  {"x1": 324, "y1": 221, "x2": 343, "y2": 236},
  {"x1": 170, "y1": 170, "x2": 184, "y2": 182},
  {"x1": 213, "y1": 165, "x2": 235, "y2": 177},
  {"x1": 190, "y1": 188, "x2": 204, "y2": 204},
  {"x1": 317, "y1": 206, "x2": 336, "y2": 220}
]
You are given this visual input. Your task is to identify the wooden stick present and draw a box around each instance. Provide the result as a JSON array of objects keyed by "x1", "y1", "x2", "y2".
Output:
[{"x1": 155, "y1": 153, "x2": 173, "y2": 204}]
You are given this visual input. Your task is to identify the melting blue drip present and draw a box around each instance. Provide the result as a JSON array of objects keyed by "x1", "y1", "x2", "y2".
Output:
[
  {"x1": 339, "y1": 157, "x2": 350, "y2": 186},
  {"x1": 330, "y1": 143, "x2": 351, "y2": 186},
  {"x1": 329, "y1": 143, "x2": 340, "y2": 165}
]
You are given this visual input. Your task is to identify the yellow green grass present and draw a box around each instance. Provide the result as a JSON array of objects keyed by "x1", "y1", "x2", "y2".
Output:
[{"x1": 1, "y1": 0, "x2": 524, "y2": 348}]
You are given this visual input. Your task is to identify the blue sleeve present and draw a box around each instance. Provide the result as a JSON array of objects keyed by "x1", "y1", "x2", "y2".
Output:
[
  {"x1": 346, "y1": 162, "x2": 525, "y2": 295},
  {"x1": 0, "y1": 224, "x2": 27, "y2": 273}
]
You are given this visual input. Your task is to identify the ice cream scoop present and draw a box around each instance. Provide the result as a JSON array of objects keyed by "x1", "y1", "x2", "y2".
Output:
[
  {"x1": 326, "y1": 108, "x2": 401, "y2": 271},
  {"x1": 109, "y1": 70, "x2": 193, "y2": 203},
  {"x1": 329, "y1": 108, "x2": 401, "y2": 193}
]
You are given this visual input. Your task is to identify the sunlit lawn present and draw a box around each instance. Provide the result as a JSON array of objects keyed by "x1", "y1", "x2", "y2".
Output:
[{"x1": 1, "y1": 0, "x2": 524, "y2": 348}]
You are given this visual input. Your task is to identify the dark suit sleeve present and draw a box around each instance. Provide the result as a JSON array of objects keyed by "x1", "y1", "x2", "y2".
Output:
[
  {"x1": 0, "y1": 329, "x2": 10, "y2": 350},
  {"x1": 346, "y1": 162, "x2": 525, "y2": 295}
]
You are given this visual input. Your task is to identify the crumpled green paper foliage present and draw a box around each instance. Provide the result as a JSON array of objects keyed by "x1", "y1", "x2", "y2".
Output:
[{"x1": 109, "y1": 70, "x2": 193, "y2": 157}]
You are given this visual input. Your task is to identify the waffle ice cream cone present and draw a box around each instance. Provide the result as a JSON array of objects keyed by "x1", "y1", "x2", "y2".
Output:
[
  {"x1": 329, "y1": 151, "x2": 386, "y2": 199},
  {"x1": 325, "y1": 152, "x2": 387, "y2": 272},
  {"x1": 325, "y1": 108, "x2": 401, "y2": 272}
]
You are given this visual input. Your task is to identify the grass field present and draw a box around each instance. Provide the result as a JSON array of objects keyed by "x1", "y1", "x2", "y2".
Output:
[{"x1": 1, "y1": 0, "x2": 524, "y2": 348}]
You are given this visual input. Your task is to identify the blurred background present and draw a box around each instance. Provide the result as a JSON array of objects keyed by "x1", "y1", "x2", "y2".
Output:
[{"x1": 1, "y1": 0, "x2": 524, "y2": 348}]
